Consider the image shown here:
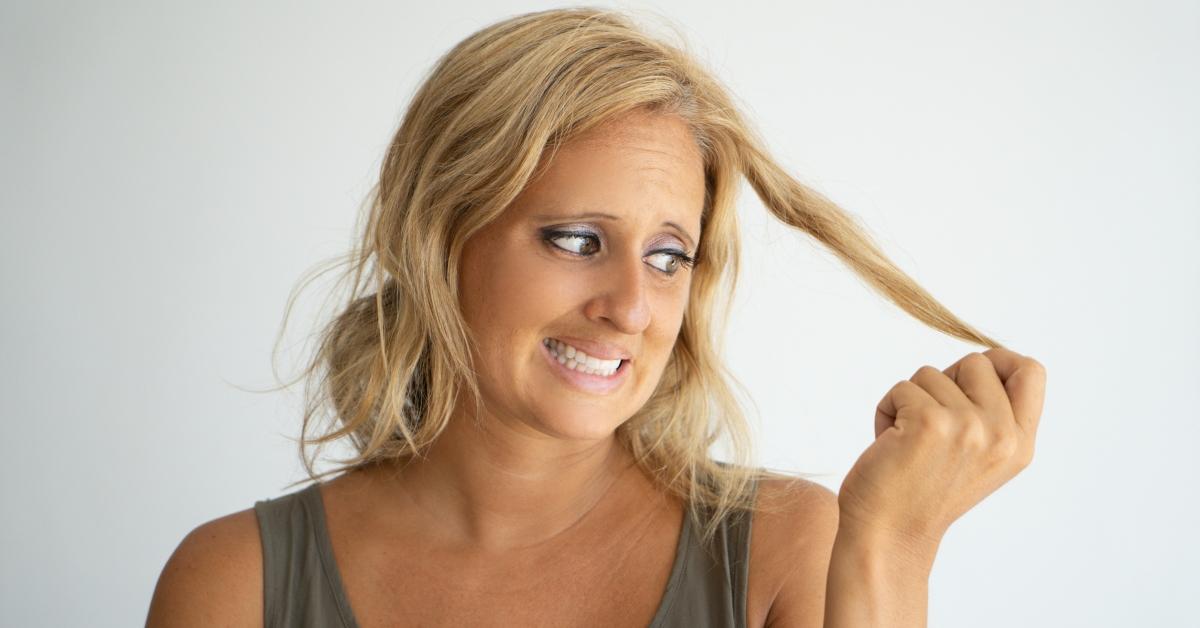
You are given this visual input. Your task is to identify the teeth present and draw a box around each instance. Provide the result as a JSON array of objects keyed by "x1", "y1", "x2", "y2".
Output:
[{"x1": 544, "y1": 338, "x2": 622, "y2": 376}]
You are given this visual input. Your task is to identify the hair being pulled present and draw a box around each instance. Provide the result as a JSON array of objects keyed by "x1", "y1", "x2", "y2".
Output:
[{"x1": 264, "y1": 6, "x2": 1002, "y2": 549}]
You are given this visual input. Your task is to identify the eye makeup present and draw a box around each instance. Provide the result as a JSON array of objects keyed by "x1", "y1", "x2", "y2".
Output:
[{"x1": 538, "y1": 226, "x2": 696, "y2": 276}]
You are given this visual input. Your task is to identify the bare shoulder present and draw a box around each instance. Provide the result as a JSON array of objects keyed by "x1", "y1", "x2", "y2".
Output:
[
  {"x1": 746, "y1": 475, "x2": 840, "y2": 628},
  {"x1": 145, "y1": 507, "x2": 263, "y2": 627}
]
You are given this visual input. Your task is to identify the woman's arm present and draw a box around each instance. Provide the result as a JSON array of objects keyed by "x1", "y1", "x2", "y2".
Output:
[
  {"x1": 770, "y1": 348, "x2": 1044, "y2": 628},
  {"x1": 822, "y1": 521, "x2": 939, "y2": 628},
  {"x1": 145, "y1": 509, "x2": 262, "y2": 627},
  {"x1": 758, "y1": 484, "x2": 939, "y2": 628}
]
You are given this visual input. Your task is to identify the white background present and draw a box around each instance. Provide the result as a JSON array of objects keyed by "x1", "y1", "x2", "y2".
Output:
[{"x1": 3, "y1": 1, "x2": 1196, "y2": 626}]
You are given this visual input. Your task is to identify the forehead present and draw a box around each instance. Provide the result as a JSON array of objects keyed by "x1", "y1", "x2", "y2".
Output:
[
  {"x1": 511, "y1": 112, "x2": 706, "y2": 228},
  {"x1": 572, "y1": 109, "x2": 700, "y2": 153},
  {"x1": 562, "y1": 111, "x2": 704, "y2": 185}
]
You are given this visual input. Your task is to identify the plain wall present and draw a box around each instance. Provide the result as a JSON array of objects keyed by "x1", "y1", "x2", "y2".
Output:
[{"x1": 2, "y1": 0, "x2": 1196, "y2": 625}]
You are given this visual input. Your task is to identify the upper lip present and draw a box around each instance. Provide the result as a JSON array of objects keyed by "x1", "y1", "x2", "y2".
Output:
[{"x1": 547, "y1": 336, "x2": 634, "y2": 361}]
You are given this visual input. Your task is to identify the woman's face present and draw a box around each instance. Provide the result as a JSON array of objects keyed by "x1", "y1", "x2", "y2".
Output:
[{"x1": 456, "y1": 110, "x2": 706, "y2": 443}]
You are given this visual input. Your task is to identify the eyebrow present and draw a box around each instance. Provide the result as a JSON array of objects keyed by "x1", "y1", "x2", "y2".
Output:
[{"x1": 533, "y1": 211, "x2": 697, "y2": 250}]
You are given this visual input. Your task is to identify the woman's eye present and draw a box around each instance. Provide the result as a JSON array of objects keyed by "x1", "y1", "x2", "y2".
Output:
[
  {"x1": 544, "y1": 229, "x2": 695, "y2": 277},
  {"x1": 645, "y1": 251, "x2": 695, "y2": 276},
  {"x1": 547, "y1": 231, "x2": 600, "y2": 255}
]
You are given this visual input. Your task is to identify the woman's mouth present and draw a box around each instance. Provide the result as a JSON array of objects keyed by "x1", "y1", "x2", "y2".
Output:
[{"x1": 541, "y1": 337, "x2": 630, "y2": 393}]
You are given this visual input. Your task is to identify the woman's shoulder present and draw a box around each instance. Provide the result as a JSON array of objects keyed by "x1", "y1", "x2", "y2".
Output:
[
  {"x1": 145, "y1": 506, "x2": 263, "y2": 627},
  {"x1": 752, "y1": 472, "x2": 838, "y2": 513},
  {"x1": 746, "y1": 474, "x2": 840, "y2": 628}
]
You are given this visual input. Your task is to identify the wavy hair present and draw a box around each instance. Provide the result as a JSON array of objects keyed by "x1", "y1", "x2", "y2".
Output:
[{"x1": 267, "y1": 6, "x2": 1002, "y2": 549}]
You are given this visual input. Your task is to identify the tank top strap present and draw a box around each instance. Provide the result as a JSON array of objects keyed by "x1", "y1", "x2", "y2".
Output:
[
  {"x1": 651, "y1": 467, "x2": 759, "y2": 628},
  {"x1": 253, "y1": 483, "x2": 359, "y2": 628}
]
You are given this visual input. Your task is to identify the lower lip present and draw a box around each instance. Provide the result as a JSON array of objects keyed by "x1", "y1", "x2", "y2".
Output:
[{"x1": 540, "y1": 339, "x2": 631, "y2": 394}]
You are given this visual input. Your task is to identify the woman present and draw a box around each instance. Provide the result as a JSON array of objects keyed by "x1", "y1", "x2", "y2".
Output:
[{"x1": 147, "y1": 8, "x2": 1045, "y2": 627}]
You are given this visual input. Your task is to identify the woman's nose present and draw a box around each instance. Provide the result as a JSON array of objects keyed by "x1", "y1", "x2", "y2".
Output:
[{"x1": 582, "y1": 253, "x2": 652, "y2": 334}]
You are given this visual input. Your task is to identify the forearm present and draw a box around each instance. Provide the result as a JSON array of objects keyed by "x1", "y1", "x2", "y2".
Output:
[{"x1": 823, "y1": 521, "x2": 939, "y2": 628}]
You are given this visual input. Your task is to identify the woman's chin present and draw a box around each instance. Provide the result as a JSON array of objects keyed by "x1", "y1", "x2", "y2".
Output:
[{"x1": 530, "y1": 411, "x2": 624, "y2": 442}]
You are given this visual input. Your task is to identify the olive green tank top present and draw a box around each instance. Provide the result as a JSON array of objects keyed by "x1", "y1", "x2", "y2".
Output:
[{"x1": 253, "y1": 477, "x2": 758, "y2": 627}]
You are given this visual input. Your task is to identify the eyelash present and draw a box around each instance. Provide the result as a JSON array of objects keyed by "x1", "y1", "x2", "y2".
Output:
[{"x1": 541, "y1": 228, "x2": 697, "y2": 277}]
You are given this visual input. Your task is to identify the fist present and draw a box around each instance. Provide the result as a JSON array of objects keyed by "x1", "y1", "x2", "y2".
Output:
[{"x1": 837, "y1": 347, "x2": 1047, "y2": 549}]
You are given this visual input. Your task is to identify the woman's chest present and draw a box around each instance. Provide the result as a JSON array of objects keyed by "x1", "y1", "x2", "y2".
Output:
[
  {"x1": 339, "y1": 553, "x2": 674, "y2": 627},
  {"x1": 328, "y1": 498, "x2": 685, "y2": 627}
]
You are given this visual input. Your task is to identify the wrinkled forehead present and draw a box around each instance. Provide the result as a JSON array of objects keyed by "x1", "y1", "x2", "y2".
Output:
[
  {"x1": 563, "y1": 110, "x2": 704, "y2": 164},
  {"x1": 515, "y1": 113, "x2": 706, "y2": 222}
]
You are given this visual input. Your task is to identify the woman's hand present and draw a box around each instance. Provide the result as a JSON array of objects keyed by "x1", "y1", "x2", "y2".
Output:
[{"x1": 837, "y1": 347, "x2": 1047, "y2": 553}]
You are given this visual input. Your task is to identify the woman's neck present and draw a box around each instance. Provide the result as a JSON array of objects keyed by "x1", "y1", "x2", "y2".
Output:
[{"x1": 375, "y1": 411, "x2": 642, "y2": 552}]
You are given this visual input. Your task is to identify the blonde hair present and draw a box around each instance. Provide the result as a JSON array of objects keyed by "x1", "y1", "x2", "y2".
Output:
[{"x1": 268, "y1": 6, "x2": 1002, "y2": 548}]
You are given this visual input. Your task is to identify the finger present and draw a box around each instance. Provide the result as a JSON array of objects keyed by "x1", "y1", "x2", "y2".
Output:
[
  {"x1": 909, "y1": 364, "x2": 973, "y2": 411},
  {"x1": 876, "y1": 379, "x2": 939, "y2": 438},
  {"x1": 981, "y1": 348, "x2": 1047, "y2": 436},
  {"x1": 942, "y1": 352, "x2": 1011, "y2": 416}
]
